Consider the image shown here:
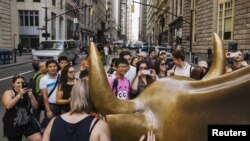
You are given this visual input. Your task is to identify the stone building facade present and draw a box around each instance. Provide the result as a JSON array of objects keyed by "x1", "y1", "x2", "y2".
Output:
[
  {"x1": 0, "y1": 0, "x2": 12, "y2": 49},
  {"x1": 139, "y1": 0, "x2": 147, "y2": 42},
  {"x1": 182, "y1": 0, "x2": 250, "y2": 54},
  {"x1": 144, "y1": 0, "x2": 250, "y2": 54}
]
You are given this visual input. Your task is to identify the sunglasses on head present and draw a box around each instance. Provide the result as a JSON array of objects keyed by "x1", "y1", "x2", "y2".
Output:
[{"x1": 13, "y1": 74, "x2": 24, "y2": 79}]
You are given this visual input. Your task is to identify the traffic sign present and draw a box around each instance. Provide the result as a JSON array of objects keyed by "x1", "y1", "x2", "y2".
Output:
[
  {"x1": 37, "y1": 27, "x2": 45, "y2": 30},
  {"x1": 42, "y1": 33, "x2": 50, "y2": 37}
]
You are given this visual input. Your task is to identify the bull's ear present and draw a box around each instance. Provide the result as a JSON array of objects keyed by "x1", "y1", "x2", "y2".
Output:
[
  {"x1": 89, "y1": 42, "x2": 136, "y2": 114},
  {"x1": 202, "y1": 33, "x2": 225, "y2": 80}
]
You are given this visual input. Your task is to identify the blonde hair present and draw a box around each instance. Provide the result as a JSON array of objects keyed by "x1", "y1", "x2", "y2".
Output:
[{"x1": 70, "y1": 79, "x2": 95, "y2": 114}]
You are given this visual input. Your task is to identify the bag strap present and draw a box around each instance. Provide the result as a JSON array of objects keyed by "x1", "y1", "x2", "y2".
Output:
[
  {"x1": 112, "y1": 78, "x2": 118, "y2": 96},
  {"x1": 48, "y1": 75, "x2": 60, "y2": 98}
]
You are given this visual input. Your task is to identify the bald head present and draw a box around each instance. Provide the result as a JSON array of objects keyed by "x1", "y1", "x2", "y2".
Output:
[{"x1": 38, "y1": 62, "x2": 47, "y2": 73}]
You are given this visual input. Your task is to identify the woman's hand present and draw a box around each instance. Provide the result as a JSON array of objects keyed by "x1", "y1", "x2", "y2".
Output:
[
  {"x1": 27, "y1": 89, "x2": 33, "y2": 97},
  {"x1": 137, "y1": 70, "x2": 143, "y2": 77},
  {"x1": 46, "y1": 110, "x2": 53, "y2": 119},
  {"x1": 139, "y1": 131, "x2": 156, "y2": 141},
  {"x1": 19, "y1": 87, "x2": 27, "y2": 96},
  {"x1": 150, "y1": 69, "x2": 157, "y2": 80}
]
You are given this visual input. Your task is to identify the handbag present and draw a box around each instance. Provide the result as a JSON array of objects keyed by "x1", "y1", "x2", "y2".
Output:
[{"x1": 29, "y1": 116, "x2": 42, "y2": 132}]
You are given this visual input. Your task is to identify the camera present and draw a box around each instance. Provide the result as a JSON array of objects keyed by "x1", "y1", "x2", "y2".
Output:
[
  {"x1": 22, "y1": 82, "x2": 28, "y2": 88},
  {"x1": 142, "y1": 69, "x2": 152, "y2": 75}
]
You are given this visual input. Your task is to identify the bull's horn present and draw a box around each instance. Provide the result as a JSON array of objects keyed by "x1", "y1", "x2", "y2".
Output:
[
  {"x1": 202, "y1": 33, "x2": 225, "y2": 80},
  {"x1": 89, "y1": 42, "x2": 136, "y2": 114}
]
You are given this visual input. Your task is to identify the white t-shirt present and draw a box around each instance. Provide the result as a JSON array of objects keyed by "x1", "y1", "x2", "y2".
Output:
[
  {"x1": 125, "y1": 65, "x2": 136, "y2": 83},
  {"x1": 173, "y1": 62, "x2": 193, "y2": 77},
  {"x1": 104, "y1": 46, "x2": 109, "y2": 55},
  {"x1": 39, "y1": 74, "x2": 59, "y2": 104}
]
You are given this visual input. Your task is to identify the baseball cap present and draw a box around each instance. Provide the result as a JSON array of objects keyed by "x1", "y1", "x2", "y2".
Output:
[
  {"x1": 159, "y1": 50, "x2": 166, "y2": 55},
  {"x1": 198, "y1": 61, "x2": 208, "y2": 68},
  {"x1": 137, "y1": 52, "x2": 146, "y2": 58}
]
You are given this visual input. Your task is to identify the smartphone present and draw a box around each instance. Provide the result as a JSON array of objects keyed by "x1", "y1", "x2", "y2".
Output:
[
  {"x1": 22, "y1": 82, "x2": 28, "y2": 88},
  {"x1": 142, "y1": 69, "x2": 151, "y2": 75},
  {"x1": 227, "y1": 52, "x2": 238, "y2": 58}
]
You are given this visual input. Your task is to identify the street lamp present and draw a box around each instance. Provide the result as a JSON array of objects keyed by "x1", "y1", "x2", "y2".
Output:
[
  {"x1": 13, "y1": 34, "x2": 17, "y2": 63},
  {"x1": 42, "y1": 4, "x2": 94, "y2": 40},
  {"x1": 132, "y1": 1, "x2": 193, "y2": 61}
]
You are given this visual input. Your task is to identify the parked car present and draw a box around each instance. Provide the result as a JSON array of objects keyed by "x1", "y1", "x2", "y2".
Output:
[{"x1": 32, "y1": 40, "x2": 79, "y2": 70}]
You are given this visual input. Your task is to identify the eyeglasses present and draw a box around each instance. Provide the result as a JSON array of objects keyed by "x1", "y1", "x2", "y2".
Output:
[
  {"x1": 160, "y1": 63, "x2": 166, "y2": 66},
  {"x1": 118, "y1": 65, "x2": 129, "y2": 69}
]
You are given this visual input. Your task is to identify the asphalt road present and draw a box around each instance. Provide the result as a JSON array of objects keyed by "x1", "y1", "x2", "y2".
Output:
[
  {"x1": 0, "y1": 56, "x2": 86, "y2": 140},
  {"x1": 0, "y1": 50, "x2": 130, "y2": 140}
]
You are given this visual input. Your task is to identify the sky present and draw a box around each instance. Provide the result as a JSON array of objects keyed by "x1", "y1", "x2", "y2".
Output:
[{"x1": 131, "y1": 0, "x2": 140, "y2": 41}]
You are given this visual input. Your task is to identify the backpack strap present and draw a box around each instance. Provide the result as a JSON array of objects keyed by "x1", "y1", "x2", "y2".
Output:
[
  {"x1": 34, "y1": 72, "x2": 43, "y2": 80},
  {"x1": 112, "y1": 77, "x2": 118, "y2": 96},
  {"x1": 173, "y1": 65, "x2": 176, "y2": 76},
  {"x1": 33, "y1": 72, "x2": 43, "y2": 95},
  {"x1": 189, "y1": 64, "x2": 193, "y2": 76}
]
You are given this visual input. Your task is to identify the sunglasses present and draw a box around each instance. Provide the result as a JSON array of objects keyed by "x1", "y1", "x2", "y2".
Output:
[
  {"x1": 139, "y1": 67, "x2": 147, "y2": 70},
  {"x1": 13, "y1": 74, "x2": 24, "y2": 79},
  {"x1": 160, "y1": 63, "x2": 166, "y2": 66}
]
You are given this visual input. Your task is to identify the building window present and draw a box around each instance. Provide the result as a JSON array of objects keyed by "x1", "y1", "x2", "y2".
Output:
[
  {"x1": 19, "y1": 10, "x2": 39, "y2": 26},
  {"x1": 33, "y1": 0, "x2": 40, "y2": 2},
  {"x1": 218, "y1": 0, "x2": 234, "y2": 40},
  {"x1": 52, "y1": 0, "x2": 56, "y2": 6},
  {"x1": 192, "y1": 0, "x2": 197, "y2": 42},
  {"x1": 60, "y1": 0, "x2": 63, "y2": 9}
]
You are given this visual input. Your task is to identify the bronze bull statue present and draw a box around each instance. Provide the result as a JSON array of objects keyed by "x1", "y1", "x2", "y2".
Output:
[{"x1": 89, "y1": 33, "x2": 250, "y2": 141}]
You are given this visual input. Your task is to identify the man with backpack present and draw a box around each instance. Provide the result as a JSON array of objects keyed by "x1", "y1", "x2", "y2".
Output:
[
  {"x1": 168, "y1": 50, "x2": 193, "y2": 77},
  {"x1": 108, "y1": 58, "x2": 131, "y2": 100},
  {"x1": 31, "y1": 62, "x2": 47, "y2": 122}
]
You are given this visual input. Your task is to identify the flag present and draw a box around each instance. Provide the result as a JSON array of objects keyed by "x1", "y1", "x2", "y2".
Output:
[{"x1": 72, "y1": 0, "x2": 78, "y2": 14}]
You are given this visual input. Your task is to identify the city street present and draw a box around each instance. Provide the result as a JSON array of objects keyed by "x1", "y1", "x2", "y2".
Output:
[{"x1": 0, "y1": 56, "x2": 86, "y2": 141}]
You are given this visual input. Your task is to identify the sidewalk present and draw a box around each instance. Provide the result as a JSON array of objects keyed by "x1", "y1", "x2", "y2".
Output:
[{"x1": 0, "y1": 53, "x2": 32, "y2": 69}]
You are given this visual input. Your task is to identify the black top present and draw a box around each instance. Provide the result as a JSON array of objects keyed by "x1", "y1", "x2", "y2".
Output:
[
  {"x1": 3, "y1": 89, "x2": 31, "y2": 137},
  {"x1": 50, "y1": 115, "x2": 98, "y2": 141},
  {"x1": 61, "y1": 83, "x2": 74, "y2": 113}
]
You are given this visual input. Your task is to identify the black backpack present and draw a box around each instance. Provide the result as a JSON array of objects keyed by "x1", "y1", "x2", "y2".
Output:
[{"x1": 28, "y1": 72, "x2": 43, "y2": 96}]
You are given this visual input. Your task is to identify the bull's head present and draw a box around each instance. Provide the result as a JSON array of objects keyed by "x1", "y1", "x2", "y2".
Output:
[{"x1": 89, "y1": 33, "x2": 250, "y2": 141}]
